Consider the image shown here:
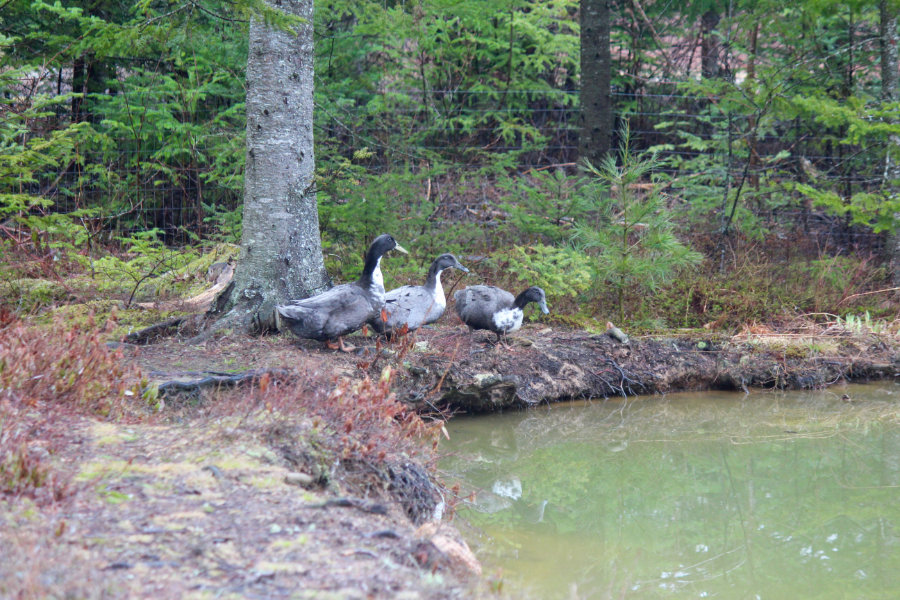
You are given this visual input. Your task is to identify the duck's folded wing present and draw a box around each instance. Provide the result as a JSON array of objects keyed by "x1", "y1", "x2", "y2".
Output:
[
  {"x1": 457, "y1": 287, "x2": 500, "y2": 315},
  {"x1": 406, "y1": 287, "x2": 445, "y2": 326},
  {"x1": 386, "y1": 286, "x2": 441, "y2": 329},
  {"x1": 452, "y1": 289, "x2": 469, "y2": 316},
  {"x1": 277, "y1": 285, "x2": 363, "y2": 338},
  {"x1": 375, "y1": 287, "x2": 410, "y2": 331},
  {"x1": 322, "y1": 292, "x2": 379, "y2": 338},
  {"x1": 280, "y1": 284, "x2": 353, "y2": 311},
  {"x1": 455, "y1": 286, "x2": 515, "y2": 330},
  {"x1": 476, "y1": 286, "x2": 515, "y2": 306}
]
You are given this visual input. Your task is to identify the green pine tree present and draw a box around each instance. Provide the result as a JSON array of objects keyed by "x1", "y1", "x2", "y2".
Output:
[{"x1": 575, "y1": 125, "x2": 703, "y2": 324}]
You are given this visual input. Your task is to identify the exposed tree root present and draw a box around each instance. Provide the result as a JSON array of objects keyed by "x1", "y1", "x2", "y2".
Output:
[
  {"x1": 125, "y1": 316, "x2": 189, "y2": 344},
  {"x1": 300, "y1": 497, "x2": 390, "y2": 515},
  {"x1": 154, "y1": 367, "x2": 294, "y2": 399}
]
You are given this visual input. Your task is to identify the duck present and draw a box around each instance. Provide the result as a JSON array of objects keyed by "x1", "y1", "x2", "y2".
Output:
[
  {"x1": 276, "y1": 234, "x2": 408, "y2": 351},
  {"x1": 453, "y1": 285, "x2": 549, "y2": 344},
  {"x1": 370, "y1": 253, "x2": 469, "y2": 336}
]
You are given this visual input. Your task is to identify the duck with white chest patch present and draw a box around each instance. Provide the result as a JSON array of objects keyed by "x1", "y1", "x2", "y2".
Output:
[
  {"x1": 453, "y1": 285, "x2": 549, "y2": 345},
  {"x1": 276, "y1": 234, "x2": 407, "y2": 351},
  {"x1": 371, "y1": 253, "x2": 469, "y2": 336}
]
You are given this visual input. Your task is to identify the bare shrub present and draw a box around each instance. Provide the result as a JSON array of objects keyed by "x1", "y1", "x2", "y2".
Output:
[{"x1": 240, "y1": 367, "x2": 442, "y2": 463}]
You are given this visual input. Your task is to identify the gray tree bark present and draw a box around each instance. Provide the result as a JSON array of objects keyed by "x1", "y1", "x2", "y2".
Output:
[
  {"x1": 700, "y1": 9, "x2": 721, "y2": 79},
  {"x1": 579, "y1": 0, "x2": 612, "y2": 165},
  {"x1": 216, "y1": 0, "x2": 329, "y2": 332},
  {"x1": 881, "y1": 0, "x2": 900, "y2": 285}
]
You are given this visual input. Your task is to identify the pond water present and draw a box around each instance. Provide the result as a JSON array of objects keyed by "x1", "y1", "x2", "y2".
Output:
[{"x1": 439, "y1": 383, "x2": 900, "y2": 599}]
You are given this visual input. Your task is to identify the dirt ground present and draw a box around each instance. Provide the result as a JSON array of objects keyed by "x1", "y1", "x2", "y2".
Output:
[{"x1": 1, "y1": 409, "x2": 482, "y2": 599}]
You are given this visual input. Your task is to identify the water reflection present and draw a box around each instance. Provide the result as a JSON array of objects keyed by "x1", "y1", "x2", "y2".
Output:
[{"x1": 440, "y1": 383, "x2": 900, "y2": 599}]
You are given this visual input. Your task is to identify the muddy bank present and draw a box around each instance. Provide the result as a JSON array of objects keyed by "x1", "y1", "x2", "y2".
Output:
[
  {"x1": 392, "y1": 327, "x2": 900, "y2": 412},
  {"x1": 132, "y1": 324, "x2": 899, "y2": 414}
]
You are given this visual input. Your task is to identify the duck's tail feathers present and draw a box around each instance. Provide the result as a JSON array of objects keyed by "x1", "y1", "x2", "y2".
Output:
[{"x1": 275, "y1": 304, "x2": 308, "y2": 326}]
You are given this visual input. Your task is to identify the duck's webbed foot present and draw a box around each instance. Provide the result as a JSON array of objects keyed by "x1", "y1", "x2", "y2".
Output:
[
  {"x1": 489, "y1": 332, "x2": 512, "y2": 349},
  {"x1": 326, "y1": 337, "x2": 356, "y2": 352}
]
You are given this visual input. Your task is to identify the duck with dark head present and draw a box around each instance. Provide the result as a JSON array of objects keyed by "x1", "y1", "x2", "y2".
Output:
[
  {"x1": 453, "y1": 284, "x2": 549, "y2": 346},
  {"x1": 370, "y1": 253, "x2": 469, "y2": 337},
  {"x1": 276, "y1": 234, "x2": 407, "y2": 351}
]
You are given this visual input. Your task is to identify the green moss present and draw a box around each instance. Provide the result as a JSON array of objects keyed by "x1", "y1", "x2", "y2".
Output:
[
  {"x1": 740, "y1": 336, "x2": 839, "y2": 359},
  {"x1": 48, "y1": 299, "x2": 185, "y2": 339},
  {"x1": 143, "y1": 243, "x2": 240, "y2": 299},
  {"x1": 179, "y1": 243, "x2": 239, "y2": 283},
  {"x1": 0, "y1": 278, "x2": 72, "y2": 310},
  {"x1": 76, "y1": 459, "x2": 134, "y2": 481},
  {"x1": 2, "y1": 242, "x2": 239, "y2": 323},
  {"x1": 94, "y1": 435, "x2": 123, "y2": 446},
  {"x1": 247, "y1": 474, "x2": 282, "y2": 489},
  {"x1": 270, "y1": 534, "x2": 310, "y2": 551},
  {"x1": 99, "y1": 489, "x2": 131, "y2": 504}
]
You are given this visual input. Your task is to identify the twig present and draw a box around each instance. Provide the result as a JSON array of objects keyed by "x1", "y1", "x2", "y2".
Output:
[
  {"x1": 594, "y1": 373, "x2": 620, "y2": 398},
  {"x1": 630, "y1": 0, "x2": 677, "y2": 74},
  {"x1": 124, "y1": 252, "x2": 171, "y2": 309},
  {"x1": 428, "y1": 338, "x2": 462, "y2": 399},
  {"x1": 521, "y1": 162, "x2": 577, "y2": 175},
  {"x1": 605, "y1": 357, "x2": 645, "y2": 394},
  {"x1": 188, "y1": 0, "x2": 249, "y2": 23},
  {"x1": 837, "y1": 287, "x2": 900, "y2": 305}
]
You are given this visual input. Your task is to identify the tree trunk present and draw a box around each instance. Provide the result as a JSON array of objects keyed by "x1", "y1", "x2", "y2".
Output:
[
  {"x1": 579, "y1": 0, "x2": 612, "y2": 165},
  {"x1": 72, "y1": 56, "x2": 86, "y2": 123},
  {"x1": 883, "y1": 2, "x2": 899, "y2": 103},
  {"x1": 881, "y1": 0, "x2": 900, "y2": 285},
  {"x1": 701, "y1": 9, "x2": 721, "y2": 79},
  {"x1": 746, "y1": 20, "x2": 760, "y2": 190},
  {"x1": 216, "y1": 0, "x2": 329, "y2": 333}
]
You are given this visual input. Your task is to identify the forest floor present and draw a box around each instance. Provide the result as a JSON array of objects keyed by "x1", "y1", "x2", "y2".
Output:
[{"x1": 3, "y1": 315, "x2": 898, "y2": 599}]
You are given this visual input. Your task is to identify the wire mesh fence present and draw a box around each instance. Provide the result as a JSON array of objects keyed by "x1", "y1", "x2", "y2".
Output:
[{"x1": 13, "y1": 86, "x2": 888, "y2": 253}]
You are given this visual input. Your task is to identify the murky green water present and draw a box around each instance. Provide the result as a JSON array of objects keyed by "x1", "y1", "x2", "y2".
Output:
[{"x1": 440, "y1": 383, "x2": 900, "y2": 599}]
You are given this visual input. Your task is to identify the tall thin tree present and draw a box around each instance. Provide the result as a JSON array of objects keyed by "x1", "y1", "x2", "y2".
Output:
[
  {"x1": 579, "y1": 0, "x2": 612, "y2": 165},
  {"x1": 881, "y1": 0, "x2": 900, "y2": 284},
  {"x1": 700, "y1": 8, "x2": 722, "y2": 78},
  {"x1": 215, "y1": 0, "x2": 329, "y2": 332}
]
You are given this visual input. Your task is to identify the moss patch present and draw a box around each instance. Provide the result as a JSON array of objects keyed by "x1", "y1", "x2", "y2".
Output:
[{"x1": 0, "y1": 278, "x2": 73, "y2": 311}]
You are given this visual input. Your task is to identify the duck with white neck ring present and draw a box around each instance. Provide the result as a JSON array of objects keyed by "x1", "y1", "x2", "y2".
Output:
[
  {"x1": 370, "y1": 253, "x2": 469, "y2": 336},
  {"x1": 453, "y1": 284, "x2": 549, "y2": 346},
  {"x1": 276, "y1": 234, "x2": 407, "y2": 351}
]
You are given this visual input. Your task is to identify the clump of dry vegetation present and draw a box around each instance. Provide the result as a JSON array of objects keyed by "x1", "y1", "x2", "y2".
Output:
[
  {"x1": 206, "y1": 365, "x2": 445, "y2": 482},
  {"x1": 0, "y1": 308, "x2": 146, "y2": 501},
  {"x1": 167, "y1": 361, "x2": 451, "y2": 526},
  {"x1": 0, "y1": 312, "x2": 143, "y2": 415},
  {"x1": 312, "y1": 368, "x2": 442, "y2": 461}
]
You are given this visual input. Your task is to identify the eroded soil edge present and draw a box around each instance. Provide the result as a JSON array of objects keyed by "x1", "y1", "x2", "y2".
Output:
[{"x1": 133, "y1": 326, "x2": 900, "y2": 414}]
